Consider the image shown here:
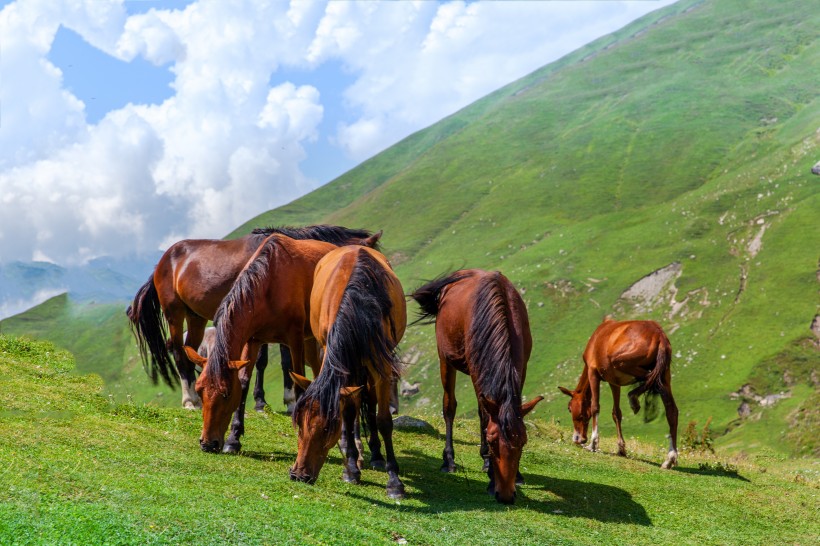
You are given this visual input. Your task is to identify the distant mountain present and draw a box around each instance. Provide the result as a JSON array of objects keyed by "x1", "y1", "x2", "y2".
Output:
[{"x1": 0, "y1": 253, "x2": 161, "y2": 320}]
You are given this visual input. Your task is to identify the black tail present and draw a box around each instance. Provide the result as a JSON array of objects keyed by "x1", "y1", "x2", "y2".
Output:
[
  {"x1": 409, "y1": 271, "x2": 470, "y2": 325},
  {"x1": 628, "y1": 332, "x2": 671, "y2": 422},
  {"x1": 296, "y1": 251, "x2": 400, "y2": 425},
  {"x1": 126, "y1": 275, "x2": 178, "y2": 388}
]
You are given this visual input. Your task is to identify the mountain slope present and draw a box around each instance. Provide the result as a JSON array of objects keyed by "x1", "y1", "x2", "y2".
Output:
[{"x1": 232, "y1": 0, "x2": 820, "y2": 456}]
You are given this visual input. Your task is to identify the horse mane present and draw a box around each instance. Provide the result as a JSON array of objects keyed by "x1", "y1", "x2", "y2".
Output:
[
  {"x1": 409, "y1": 271, "x2": 472, "y2": 325},
  {"x1": 206, "y1": 236, "x2": 280, "y2": 390},
  {"x1": 251, "y1": 224, "x2": 380, "y2": 250},
  {"x1": 469, "y1": 272, "x2": 524, "y2": 443},
  {"x1": 295, "y1": 250, "x2": 400, "y2": 423}
]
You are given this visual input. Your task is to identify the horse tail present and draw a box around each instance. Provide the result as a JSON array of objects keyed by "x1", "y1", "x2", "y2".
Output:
[
  {"x1": 126, "y1": 274, "x2": 178, "y2": 388},
  {"x1": 409, "y1": 271, "x2": 470, "y2": 325},
  {"x1": 629, "y1": 327, "x2": 671, "y2": 422},
  {"x1": 305, "y1": 250, "x2": 401, "y2": 425},
  {"x1": 469, "y1": 272, "x2": 522, "y2": 441}
]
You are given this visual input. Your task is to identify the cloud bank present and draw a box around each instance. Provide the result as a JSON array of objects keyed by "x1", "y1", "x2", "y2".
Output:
[{"x1": 0, "y1": 0, "x2": 673, "y2": 265}]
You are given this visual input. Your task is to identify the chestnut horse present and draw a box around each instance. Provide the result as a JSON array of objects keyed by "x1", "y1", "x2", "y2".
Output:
[
  {"x1": 127, "y1": 225, "x2": 380, "y2": 409},
  {"x1": 290, "y1": 246, "x2": 406, "y2": 499},
  {"x1": 182, "y1": 234, "x2": 347, "y2": 454},
  {"x1": 559, "y1": 318, "x2": 678, "y2": 469},
  {"x1": 411, "y1": 270, "x2": 543, "y2": 504}
]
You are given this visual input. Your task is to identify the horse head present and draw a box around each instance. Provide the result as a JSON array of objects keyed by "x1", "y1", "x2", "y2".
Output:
[
  {"x1": 184, "y1": 346, "x2": 248, "y2": 453},
  {"x1": 558, "y1": 386, "x2": 591, "y2": 445},
  {"x1": 288, "y1": 372, "x2": 363, "y2": 484},
  {"x1": 479, "y1": 394, "x2": 543, "y2": 504}
]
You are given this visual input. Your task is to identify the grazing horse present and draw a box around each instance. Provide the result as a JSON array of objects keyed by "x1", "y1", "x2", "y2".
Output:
[
  {"x1": 182, "y1": 234, "x2": 346, "y2": 454},
  {"x1": 289, "y1": 246, "x2": 407, "y2": 499},
  {"x1": 558, "y1": 318, "x2": 678, "y2": 469},
  {"x1": 411, "y1": 270, "x2": 543, "y2": 504},
  {"x1": 126, "y1": 225, "x2": 380, "y2": 409}
]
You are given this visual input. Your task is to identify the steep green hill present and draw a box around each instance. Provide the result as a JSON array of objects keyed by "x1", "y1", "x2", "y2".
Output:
[
  {"x1": 232, "y1": 0, "x2": 820, "y2": 457},
  {"x1": 3, "y1": 0, "x2": 818, "y2": 458}
]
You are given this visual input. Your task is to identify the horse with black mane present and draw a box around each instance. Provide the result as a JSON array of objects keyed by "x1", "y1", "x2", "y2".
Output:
[
  {"x1": 183, "y1": 233, "x2": 365, "y2": 454},
  {"x1": 289, "y1": 245, "x2": 407, "y2": 499},
  {"x1": 558, "y1": 318, "x2": 678, "y2": 469},
  {"x1": 410, "y1": 269, "x2": 543, "y2": 504},
  {"x1": 126, "y1": 225, "x2": 380, "y2": 410}
]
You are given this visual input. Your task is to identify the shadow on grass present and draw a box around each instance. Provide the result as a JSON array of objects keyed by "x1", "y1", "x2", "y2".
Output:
[
  {"x1": 343, "y1": 447, "x2": 651, "y2": 525},
  {"x1": 674, "y1": 465, "x2": 750, "y2": 482}
]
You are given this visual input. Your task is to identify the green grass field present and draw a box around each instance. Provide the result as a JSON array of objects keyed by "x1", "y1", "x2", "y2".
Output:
[{"x1": 1, "y1": 337, "x2": 818, "y2": 545}]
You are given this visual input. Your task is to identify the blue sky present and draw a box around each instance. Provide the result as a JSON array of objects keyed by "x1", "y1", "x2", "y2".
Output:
[{"x1": 0, "y1": 0, "x2": 676, "y2": 266}]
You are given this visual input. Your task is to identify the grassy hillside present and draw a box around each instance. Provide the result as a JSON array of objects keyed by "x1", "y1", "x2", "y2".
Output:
[
  {"x1": 3, "y1": 0, "x2": 818, "y2": 459},
  {"x1": 231, "y1": 0, "x2": 820, "y2": 457},
  {"x1": 1, "y1": 337, "x2": 818, "y2": 544}
]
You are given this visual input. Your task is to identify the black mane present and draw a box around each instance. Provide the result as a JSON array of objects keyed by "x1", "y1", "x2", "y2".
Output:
[
  {"x1": 251, "y1": 224, "x2": 380, "y2": 250},
  {"x1": 294, "y1": 250, "x2": 400, "y2": 423},
  {"x1": 206, "y1": 237, "x2": 279, "y2": 390},
  {"x1": 469, "y1": 273, "x2": 524, "y2": 443}
]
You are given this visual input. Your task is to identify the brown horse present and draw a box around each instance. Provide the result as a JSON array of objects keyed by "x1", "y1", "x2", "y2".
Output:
[
  {"x1": 127, "y1": 225, "x2": 380, "y2": 409},
  {"x1": 181, "y1": 233, "x2": 351, "y2": 454},
  {"x1": 289, "y1": 246, "x2": 406, "y2": 499},
  {"x1": 411, "y1": 270, "x2": 543, "y2": 504},
  {"x1": 558, "y1": 318, "x2": 678, "y2": 469}
]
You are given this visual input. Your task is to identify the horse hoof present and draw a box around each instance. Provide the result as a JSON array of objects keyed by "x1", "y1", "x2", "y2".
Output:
[
  {"x1": 440, "y1": 464, "x2": 456, "y2": 474},
  {"x1": 254, "y1": 402, "x2": 267, "y2": 412},
  {"x1": 516, "y1": 471, "x2": 525, "y2": 485},
  {"x1": 342, "y1": 471, "x2": 361, "y2": 484},
  {"x1": 370, "y1": 459, "x2": 386, "y2": 471},
  {"x1": 387, "y1": 486, "x2": 405, "y2": 500},
  {"x1": 183, "y1": 402, "x2": 200, "y2": 410},
  {"x1": 222, "y1": 443, "x2": 241, "y2": 454}
]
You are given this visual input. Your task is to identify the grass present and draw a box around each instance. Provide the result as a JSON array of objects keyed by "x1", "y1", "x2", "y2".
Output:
[{"x1": 1, "y1": 337, "x2": 818, "y2": 545}]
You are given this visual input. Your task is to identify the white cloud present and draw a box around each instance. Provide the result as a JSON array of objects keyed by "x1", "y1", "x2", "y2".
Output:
[{"x1": 0, "y1": 0, "x2": 674, "y2": 265}]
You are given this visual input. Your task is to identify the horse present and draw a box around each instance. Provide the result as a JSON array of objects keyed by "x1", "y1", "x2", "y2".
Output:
[
  {"x1": 411, "y1": 269, "x2": 543, "y2": 504},
  {"x1": 812, "y1": 160, "x2": 820, "y2": 175},
  {"x1": 558, "y1": 318, "x2": 678, "y2": 469},
  {"x1": 289, "y1": 245, "x2": 407, "y2": 499},
  {"x1": 182, "y1": 233, "x2": 347, "y2": 454},
  {"x1": 126, "y1": 225, "x2": 380, "y2": 410}
]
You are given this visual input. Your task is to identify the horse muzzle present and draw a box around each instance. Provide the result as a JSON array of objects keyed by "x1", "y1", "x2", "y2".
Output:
[
  {"x1": 572, "y1": 433, "x2": 587, "y2": 445},
  {"x1": 200, "y1": 438, "x2": 223, "y2": 453},
  {"x1": 289, "y1": 467, "x2": 317, "y2": 484}
]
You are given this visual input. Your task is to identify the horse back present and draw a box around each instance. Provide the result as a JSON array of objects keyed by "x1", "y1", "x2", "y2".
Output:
[
  {"x1": 155, "y1": 234, "x2": 266, "y2": 318},
  {"x1": 584, "y1": 319, "x2": 668, "y2": 384}
]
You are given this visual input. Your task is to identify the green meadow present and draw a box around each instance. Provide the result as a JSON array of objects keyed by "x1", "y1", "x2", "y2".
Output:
[{"x1": 1, "y1": 0, "x2": 819, "y2": 542}]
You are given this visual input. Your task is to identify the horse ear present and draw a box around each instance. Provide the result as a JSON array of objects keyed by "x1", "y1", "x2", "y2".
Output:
[
  {"x1": 520, "y1": 395, "x2": 544, "y2": 417},
  {"x1": 558, "y1": 386, "x2": 574, "y2": 397},
  {"x1": 363, "y1": 231, "x2": 382, "y2": 248},
  {"x1": 184, "y1": 346, "x2": 207, "y2": 368},
  {"x1": 228, "y1": 359, "x2": 251, "y2": 370},
  {"x1": 290, "y1": 372, "x2": 312, "y2": 392},
  {"x1": 479, "y1": 394, "x2": 500, "y2": 417}
]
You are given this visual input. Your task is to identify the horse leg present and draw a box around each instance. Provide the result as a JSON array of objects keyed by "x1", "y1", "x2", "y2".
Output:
[
  {"x1": 587, "y1": 373, "x2": 601, "y2": 452},
  {"x1": 169, "y1": 312, "x2": 201, "y2": 410},
  {"x1": 341, "y1": 397, "x2": 362, "y2": 484},
  {"x1": 660, "y1": 376, "x2": 679, "y2": 469},
  {"x1": 252, "y1": 344, "x2": 269, "y2": 412},
  {"x1": 440, "y1": 358, "x2": 457, "y2": 473},
  {"x1": 375, "y1": 377, "x2": 404, "y2": 499},
  {"x1": 224, "y1": 341, "x2": 261, "y2": 454},
  {"x1": 279, "y1": 345, "x2": 296, "y2": 414},
  {"x1": 610, "y1": 384, "x2": 627, "y2": 456},
  {"x1": 479, "y1": 405, "x2": 491, "y2": 471},
  {"x1": 365, "y1": 383, "x2": 384, "y2": 470},
  {"x1": 389, "y1": 374, "x2": 399, "y2": 416}
]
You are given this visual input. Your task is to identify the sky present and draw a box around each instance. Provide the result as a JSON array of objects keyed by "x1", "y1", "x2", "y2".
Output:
[{"x1": 0, "y1": 0, "x2": 676, "y2": 266}]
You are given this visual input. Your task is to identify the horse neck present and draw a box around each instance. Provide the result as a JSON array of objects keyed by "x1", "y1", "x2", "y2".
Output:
[{"x1": 574, "y1": 363, "x2": 592, "y2": 398}]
